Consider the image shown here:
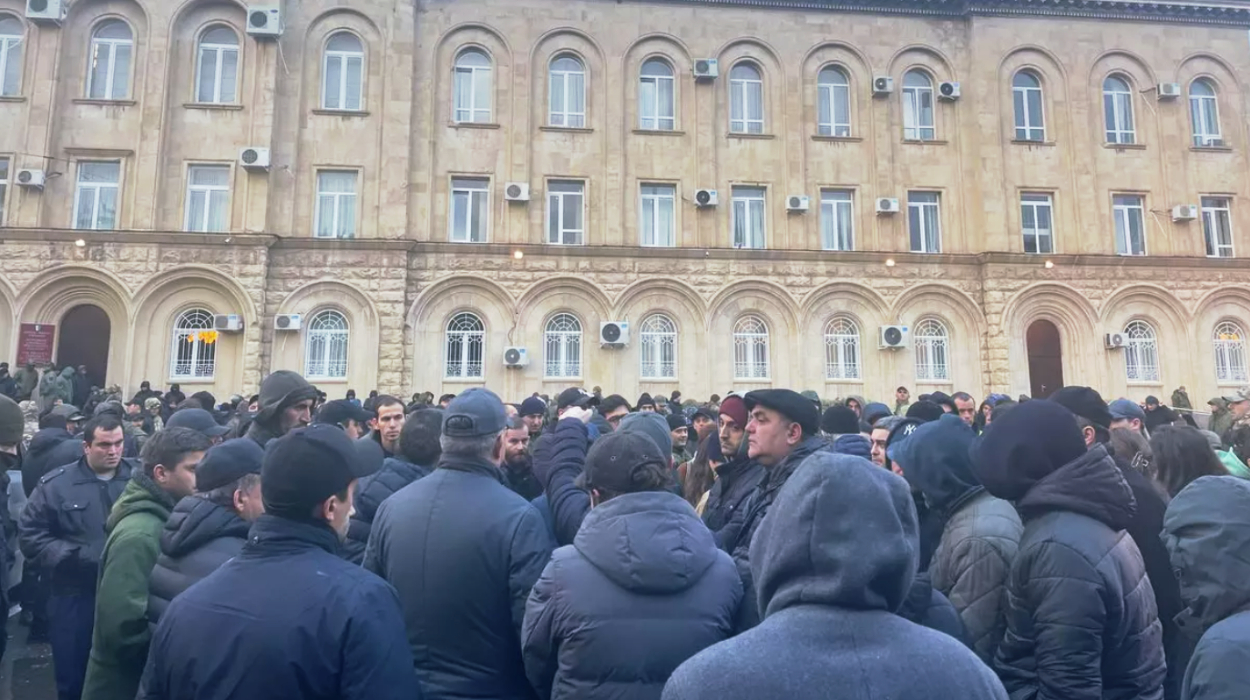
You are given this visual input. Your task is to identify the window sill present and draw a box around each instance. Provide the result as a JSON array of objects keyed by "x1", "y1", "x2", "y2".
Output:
[
  {"x1": 902, "y1": 139, "x2": 948, "y2": 146},
  {"x1": 73, "y1": 98, "x2": 137, "y2": 107},
  {"x1": 1104, "y1": 142, "x2": 1147, "y2": 151},
  {"x1": 540, "y1": 125, "x2": 593, "y2": 134},
  {"x1": 733, "y1": 378, "x2": 773, "y2": 384},
  {"x1": 1217, "y1": 381, "x2": 1249, "y2": 387},
  {"x1": 1191, "y1": 145, "x2": 1232, "y2": 153},
  {"x1": 309, "y1": 378, "x2": 348, "y2": 384},
  {"x1": 824, "y1": 379, "x2": 864, "y2": 384},
  {"x1": 728, "y1": 132, "x2": 775, "y2": 140},
  {"x1": 1126, "y1": 381, "x2": 1164, "y2": 387},
  {"x1": 183, "y1": 102, "x2": 243, "y2": 111},
  {"x1": 543, "y1": 377, "x2": 583, "y2": 383},
  {"x1": 167, "y1": 378, "x2": 217, "y2": 385},
  {"x1": 812, "y1": 135, "x2": 863, "y2": 143},
  {"x1": 449, "y1": 121, "x2": 501, "y2": 130},
  {"x1": 0, "y1": 95, "x2": 26, "y2": 103},
  {"x1": 313, "y1": 108, "x2": 371, "y2": 117},
  {"x1": 915, "y1": 380, "x2": 954, "y2": 386},
  {"x1": 1010, "y1": 139, "x2": 1055, "y2": 147},
  {"x1": 632, "y1": 128, "x2": 685, "y2": 137},
  {"x1": 443, "y1": 377, "x2": 486, "y2": 384}
]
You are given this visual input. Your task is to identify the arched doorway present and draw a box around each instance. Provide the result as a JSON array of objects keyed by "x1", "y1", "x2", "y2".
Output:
[
  {"x1": 57, "y1": 305, "x2": 111, "y2": 388},
  {"x1": 1026, "y1": 319, "x2": 1064, "y2": 398}
]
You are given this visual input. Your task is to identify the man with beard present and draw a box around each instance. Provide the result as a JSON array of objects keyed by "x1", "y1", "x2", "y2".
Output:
[
  {"x1": 502, "y1": 417, "x2": 542, "y2": 501},
  {"x1": 669, "y1": 414, "x2": 691, "y2": 469},
  {"x1": 244, "y1": 371, "x2": 318, "y2": 448},
  {"x1": 701, "y1": 396, "x2": 763, "y2": 536}
]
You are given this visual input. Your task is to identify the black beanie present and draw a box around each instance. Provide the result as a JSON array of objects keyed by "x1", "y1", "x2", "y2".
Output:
[
  {"x1": 821, "y1": 405, "x2": 860, "y2": 435},
  {"x1": 905, "y1": 400, "x2": 945, "y2": 422},
  {"x1": 970, "y1": 399, "x2": 1087, "y2": 502},
  {"x1": 1048, "y1": 386, "x2": 1113, "y2": 431}
]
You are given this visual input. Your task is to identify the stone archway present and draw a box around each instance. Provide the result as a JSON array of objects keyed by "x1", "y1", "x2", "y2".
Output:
[
  {"x1": 57, "y1": 304, "x2": 111, "y2": 388},
  {"x1": 1027, "y1": 319, "x2": 1064, "y2": 398}
]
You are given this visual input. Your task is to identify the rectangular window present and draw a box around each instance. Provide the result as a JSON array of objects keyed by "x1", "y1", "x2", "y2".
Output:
[
  {"x1": 732, "y1": 186, "x2": 766, "y2": 249},
  {"x1": 1202, "y1": 196, "x2": 1233, "y2": 258},
  {"x1": 184, "y1": 165, "x2": 230, "y2": 233},
  {"x1": 315, "y1": 170, "x2": 358, "y2": 239},
  {"x1": 449, "y1": 177, "x2": 489, "y2": 243},
  {"x1": 0, "y1": 28, "x2": 20, "y2": 97},
  {"x1": 74, "y1": 161, "x2": 120, "y2": 230},
  {"x1": 640, "y1": 183, "x2": 675, "y2": 247},
  {"x1": 1112, "y1": 194, "x2": 1146, "y2": 256},
  {"x1": 820, "y1": 189, "x2": 854, "y2": 251},
  {"x1": 907, "y1": 191, "x2": 941, "y2": 253},
  {"x1": 1020, "y1": 193, "x2": 1054, "y2": 254},
  {"x1": 0, "y1": 157, "x2": 7, "y2": 226},
  {"x1": 546, "y1": 180, "x2": 584, "y2": 245},
  {"x1": 639, "y1": 68, "x2": 675, "y2": 130},
  {"x1": 903, "y1": 86, "x2": 935, "y2": 140}
]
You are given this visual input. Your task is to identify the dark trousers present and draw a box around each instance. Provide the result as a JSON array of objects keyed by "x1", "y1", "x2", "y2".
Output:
[{"x1": 48, "y1": 591, "x2": 95, "y2": 700}]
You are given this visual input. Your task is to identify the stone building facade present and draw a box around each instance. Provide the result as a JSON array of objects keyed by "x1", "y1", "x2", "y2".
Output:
[{"x1": 0, "y1": 0, "x2": 1248, "y2": 404}]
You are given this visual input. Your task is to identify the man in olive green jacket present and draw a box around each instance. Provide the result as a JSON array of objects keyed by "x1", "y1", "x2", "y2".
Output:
[{"x1": 81, "y1": 428, "x2": 210, "y2": 700}]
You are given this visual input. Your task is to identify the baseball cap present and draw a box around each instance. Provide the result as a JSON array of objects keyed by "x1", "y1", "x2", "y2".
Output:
[
  {"x1": 196, "y1": 438, "x2": 265, "y2": 492},
  {"x1": 51, "y1": 404, "x2": 87, "y2": 422},
  {"x1": 575, "y1": 431, "x2": 668, "y2": 492},
  {"x1": 557, "y1": 387, "x2": 593, "y2": 410},
  {"x1": 1222, "y1": 386, "x2": 1250, "y2": 404},
  {"x1": 1108, "y1": 398, "x2": 1147, "y2": 423},
  {"x1": 619, "y1": 412, "x2": 673, "y2": 456},
  {"x1": 262, "y1": 424, "x2": 379, "y2": 519},
  {"x1": 519, "y1": 396, "x2": 548, "y2": 417},
  {"x1": 165, "y1": 408, "x2": 231, "y2": 437},
  {"x1": 443, "y1": 388, "x2": 508, "y2": 438},
  {"x1": 315, "y1": 399, "x2": 374, "y2": 427}
]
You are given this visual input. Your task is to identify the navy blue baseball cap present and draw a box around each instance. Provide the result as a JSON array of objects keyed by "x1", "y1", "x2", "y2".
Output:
[
  {"x1": 443, "y1": 388, "x2": 508, "y2": 438},
  {"x1": 262, "y1": 424, "x2": 378, "y2": 519}
]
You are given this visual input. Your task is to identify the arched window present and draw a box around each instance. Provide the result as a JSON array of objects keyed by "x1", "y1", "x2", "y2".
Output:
[
  {"x1": 1213, "y1": 321, "x2": 1247, "y2": 384},
  {"x1": 729, "y1": 62, "x2": 763, "y2": 134},
  {"x1": 322, "y1": 31, "x2": 363, "y2": 111},
  {"x1": 1190, "y1": 78, "x2": 1221, "y2": 147},
  {"x1": 87, "y1": 20, "x2": 133, "y2": 100},
  {"x1": 195, "y1": 26, "x2": 238, "y2": 104},
  {"x1": 444, "y1": 312, "x2": 485, "y2": 379},
  {"x1": 549, "y1": 53, "x2": 585, "y2": 128},
  {"x1": 0, "y1": 16, "x2": 23, "y2": 97},
  {"x1": 453, "y1": 48, "x2": 492, "y2": 123},
  {"x1": 305, "y1": 310, "x2": 349, "y2": 380},
  {"x1": 1012, "y1": 70, "x2": 1044, "y2": 141},
  {"x1": 544, "y1": 313, "x2": 582, "y2": 378},
  {"x1": 639, "y1": 314, "x2": 677, "y2": 379},
  {"x1": 733, "y1": 315, "x2": 770, "y2": 379},
  {"x1": 1124, "y1": 320, "x2": 1160, "y2": 382},
  {"x1": 817, "y1": 66, "x2": 850, "y2": 137},
  {"x1": 639, "y1": 58, "x2": 674, "y2": 130},
  {"x1": 902, "y1": 70, "x2": 935, "y2": 140},
  {"x1": 824, "y1": 317, "x2": 861, "y2": 380},
  {"x1": 914, "y1": 318, "x2": 949, "y2": 381},
  {"x1": 1103, "y1": 75, "x2": 1136, "y2": 144},
  {"x1": 169, "y1": 308, "x2": 217, "y2": 380}
]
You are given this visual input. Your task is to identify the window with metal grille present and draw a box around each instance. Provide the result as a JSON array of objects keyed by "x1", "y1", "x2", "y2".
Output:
[
  {"x1": 444, "y1": 312, "x2": 485, "y2": 379},
  {"x1": 544, "y1": 313, "x2": 582, "y2": 378},
  {"x1": 169, "y1": 309, "x2": 217, "y2": 380},
  {"x1": 453, "y1": 48, "x2": 492, "y2": 123},
  {"x1": 914, "y1": 318, "x2": 949, "y2": 382},
  {"x1": 639, "y1": 59, "x2": 674, "y2": 130},
  {"x1": 1124, "y1": 320, "x2": 1160, "y2": 383},
  {"x1": 733, "y1": 315, "x2": 770, "y2": 380},
  {"x1": 549, "y1": 54, "x2": 585, "y2": 128},
  {"x1": 196, "y1": 26, "x2": 239, "y2": 104},
  {"x1": 306, "y1": 310, "x2": 349, "y2": 380},
  {"x1": 817, "y1": 66, "x2": 850, "y2": 137},
  {"x1": 639, "y1": 314, "x2": 677, "y2": 379},
  {"x1": 824, "y1": 317, "x2": 861, "y2": 380},
  {"x1": 1214, "y1": 321, "x2": 1247, "y2": 384}
]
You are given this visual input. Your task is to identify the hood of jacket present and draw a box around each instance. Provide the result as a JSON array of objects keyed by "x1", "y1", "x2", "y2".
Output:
[
  {"x1": 28, "y1": 427, "x2": 74, "y2": 457},
  {"x1": 763, "y1": 435, "x2": 831, "y2": 490},
  {"x1": 254, "y1": 370, "x2": 317, "y2": 426},
  {"x1": 107, "y1": 471, "x2": 178, "y2": 531},
  {"x1": 750, "y1": 452, "x2": 918, "y2": 619},
  {"x1": 897, "y1": 414, "x2": 983, "y2": 516},
  {"x1": 831, "y1": 434, "x2": 871, "y2": 460},
  {"x1": 1162, "y1": 475, "x2": 1250, "y2": 632},
  {"x1": 160, "y1": 496, "x2": 251, "y2": 558},
  {"x1": 574, "y1": 490, "x2": 719, "y2": 594},
  {"x1": 1014, "y1": 445, "x2": 1137, "y2": 530},
  {"x1": 60, "y1": 366, "x2": 76, "y2": 379}
]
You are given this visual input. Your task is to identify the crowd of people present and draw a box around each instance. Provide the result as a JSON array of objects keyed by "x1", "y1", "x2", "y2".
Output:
[{"x1": 1, "y1": 366, "x2": 1249, "y2": 700}]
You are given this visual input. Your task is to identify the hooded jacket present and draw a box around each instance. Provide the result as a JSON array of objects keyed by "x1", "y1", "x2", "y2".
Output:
[
  {"x1": 341, "y1": 456, "x2": 431, "y2": 565},
  {"x1": 82, "y1": 472, "x2": 178, "y2": 700},
  {"x1": 147, "y1": 496, "x2": 251, "y2": 626},
  {"x1": 522, "y1": 491, "x2": 741, "y2": 700},
  {"x1": 897, "y1": 414, "x2": 1022, "y2": 663},
  {"x1": 22, "y1": 427, "x2": 82, "y2": 497},
  {"x1": 661, "y1": 454, "x2": 1007, "y2": 700},
  {"x1": 244, "y1": 371, "x2": 316, "y2": 447},
  {"x1": 1161, "y1": 476, "x2": 1250, "y2": 700}
]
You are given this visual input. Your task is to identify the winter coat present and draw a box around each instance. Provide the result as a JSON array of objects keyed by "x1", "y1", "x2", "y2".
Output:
[
  {"x1": 14, "y1": 366, "x2": 38, "y2": 401},
  {"x1": 341, "y1": 456, "x2": 430, "y2": 565},
  {"x1": 701, "y1": 455, "x2": 762, "y2": 536},
  {"x1": 503, "y1": 455, "x2": 544, "y2": 502},
  {"x1": 830, "y1": 434, "x2": 871, "y2": 459},
  {"x1": 72, "y1": 371, "x2": 90, "y2": 408},
  {"x1": 82, "y1": 473, "x2": 177, "y2": 700},
  {"x1": 21, "y1": 427, "x2": 82, "y2": 497},
  {"x1": 0, "y1": 370, "x2": 16, "y2": 400},
  {"x1": 54, "y1": 367, "x2": 76, "y2": 405},
  {"x1": 1145, "y1": 405, "x2": 1181, "y2": 433},
  {"x1": 146, "y1": 496, "x2": 250, "y2": 626},
  {"x1": 534, "y1": 418, "x2": 593, "y2": 546},
  {"x1": 1161, "y1": 476, "x2": 1250, "y2": 700},
  {"x1": 661, "y1": 454, "x2": 1007, "y2": 700},
  {"x1": 896, "y1": 571, "x2": 971, "y2": 648},
  {"x1": 138, "y1": 515, "x2": 420, "y2": 700},
  {"x1": 18, "y1": 457, "x2": 135, "y2": 594},
  {"x1": 522, "y1": 491, "x2": 741, "y2": 700},
  {"x1": 364, "y1": 452, "x2": 554, "y2": 700},
  {"x1": 987, "y1": 446, "x2": 1166, "y2": 700}
]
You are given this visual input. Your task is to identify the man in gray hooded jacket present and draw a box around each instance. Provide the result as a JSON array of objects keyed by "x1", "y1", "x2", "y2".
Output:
[{"x1": 245, "y1": 370, "x2": 318, "y2": 447}]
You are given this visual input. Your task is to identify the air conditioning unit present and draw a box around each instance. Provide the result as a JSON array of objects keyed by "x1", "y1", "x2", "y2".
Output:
[
  {"x1": 16, "y1": 169, "x2": 46, "y2": 189},
  {"x1": 239, "y1": 147, "x2": 270, "y2": 171},
  {"x1": 246, "y1": 5, "x2": 282, "y2": 37},
  {"x1": 274, "y1": 314, "x2": 302, "y2": 332},
  {"x1": 879, "y1": 325, "x2": 910, "y2": 349},
  {"x1": 213, "y1": 314, "x2": 244, "y2": 333},
  {"x1": 938, "y1": 81, "x2": 961, "y2": 100},
  {"x1": 693, "y1": 59, "x2": 719, "y2": 80},
  {"x1": 875, "y1": 197, "x2": 900, "y2": 214},
  {"x1": 694, "y1": 189, "x2": 719, "y2": 207},
  {"x1": 1105, "y1": 332, "x2": 1126, "y2": 349},
  {"x1": 503, "y1": 347, "x2": 530, "y2": 368},
  {"x1": 599, "y1": 321, "x2": 630, "y2": 347},
  {"x1": 872, "y1": 76, "x2": 894, "y2": 96},
  {"x1": 504, "y1": 182, "x2": 530, "y2": 202},
  {"x1": 786, "y1": 195, "x2": 810, "y2": 212},
  {"x1": 26, "y1": 0, "x2": 65, "y2": 23},
  {"x1": 1171, "y1": 204, "x2": 1198, "y2": 221},
  {"x1": 1157, "y1": 82, "x2": 1181, "y2": 99}
]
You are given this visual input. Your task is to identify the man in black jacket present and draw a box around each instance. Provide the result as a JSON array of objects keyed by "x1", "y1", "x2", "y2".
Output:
[
  {"x1": 365, "y1": 389, "x2": 553, "y2": 700},
  {"x1": 19, "y1": 416, "x2": 134, "y2": 700},
  {"x1": 971, "y1": 399, "x2": 1165, "y2": 700},
  {"x1": 244, "y1": 371, "x2": 317, "y2": 448},
  {"x1": 701, "y1": 395, "x2": 762, "y2": 535}
]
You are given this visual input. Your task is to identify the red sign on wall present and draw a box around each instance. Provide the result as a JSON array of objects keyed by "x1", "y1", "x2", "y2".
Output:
[{"x1": 17, "y1": 324, "x2": 55, "y2": 366}]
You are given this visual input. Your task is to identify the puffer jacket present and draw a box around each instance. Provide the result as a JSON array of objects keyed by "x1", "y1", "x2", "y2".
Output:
[
  {"x1": 988, "y1": 446, "x2": 1166, "y2": 700},
  {"x1": 341, "y1": 456, "x2": 430, "y2": 565},
  {"x1": 147, "y1": 496, "x2": 250, "y2": 626},
  {"x1": 1161, "y1": 476, "x2": 1250, "y2": 700},
  {"x1": 701, "y1": 454, "x2": 762, "y2": 536},
  {"x1": 522, "y1": 491, "x2": 741, "y2": 700}
]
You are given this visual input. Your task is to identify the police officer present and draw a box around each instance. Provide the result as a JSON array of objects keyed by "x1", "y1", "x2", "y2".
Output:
[{"x1": 19, "y1": 415, "x2": 135, "y2": 700}]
